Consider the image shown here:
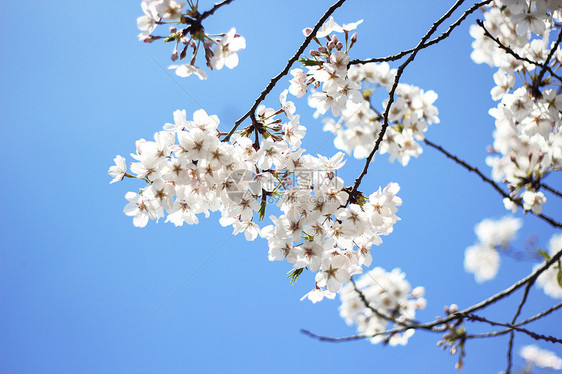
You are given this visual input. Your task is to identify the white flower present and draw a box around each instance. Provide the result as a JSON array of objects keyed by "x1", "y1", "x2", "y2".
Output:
[
  {"x1": 300, "y1": 287, "x2": 336, "y2": 303},
  {"x1": 339, "y1": 267, "x2": 425, "y2": 345},
  {"x1": 288, "y1": 69, "x2": 308, "y2": 98},
  {"x1": 154, "y1": 0, "x2": 186, "y2": 21},
  {"x1": 520, "y1": 345, "x2": 562, "y2": 369},
  {"x1": 474, "y1": 216, "x2": 522, "y2": 248},
  {"x1": 168, "y1": 64, "x2": 208, "y2": 80},
  {"x1": 211, "y1": 28, "x2": 246, "y2": 70},
  {"x1": 464, "y1": 244, "x2": 500, "y2": 283},
  {"x1": 316, "y1": 16, "x2": 343, "y2": 38},
  {"x1": 522, "y1": 190, "x2": 546, "y2": 214},
  {"x1": 232, "y1": 220, "x2": 260, "y2": 241},
  {"x1": 342, "y1": 19, "x2": 363, "y2": 32},
  {"x1": 123, "y1": 191, "x2": 159, "y2": 228},
  {"x1": 108, "y1": 155, "x2": 127, "y2": 183},
  {"x1": 315, "y1": 255, "x2": 351, "y2": 293}
]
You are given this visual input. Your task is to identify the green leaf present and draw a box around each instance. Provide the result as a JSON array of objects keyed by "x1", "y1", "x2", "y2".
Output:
[
  {"x1": 258, "y1": 198, "x2": 267, "y2": 222},
  {"x1": 287, "y1": 268, "x2": 304, "y2": 284},
  {"x1": 299, "y1": 58, "x2": 323, "y2": 67},
  {"x1": 538, "y1": 249, "x2": 551, "y2": 261}
]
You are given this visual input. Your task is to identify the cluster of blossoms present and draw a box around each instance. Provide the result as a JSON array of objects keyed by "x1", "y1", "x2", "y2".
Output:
[
  {"x1": 287, "y1": 17, "x2": 440, "y2": 166},
  {"x1": 137, "y1": 0, "x2": 246, "y2": 79},
  {"x1": 470, "y1": 0, "x2": 562, "y2": 213},
  {"x1": 520, "y1": 344, "x2": 562, "y2": 370},
  {"x1": 464, "y1": 215, "x2": 522, "y2": 282},
  {"x1": 339, "y1": 268, "x2": 426, "y2": 346},
  {"x1": 463, "y1": 216, "x2": 562, "y2": 300},
  {"x1": 109, "y1": 85, "x2": 403, "y2": 301}
]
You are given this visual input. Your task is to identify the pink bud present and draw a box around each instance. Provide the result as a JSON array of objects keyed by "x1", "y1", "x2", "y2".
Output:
[{"x1": 302, "y1": 27, "x2": 313, "y2": 37}]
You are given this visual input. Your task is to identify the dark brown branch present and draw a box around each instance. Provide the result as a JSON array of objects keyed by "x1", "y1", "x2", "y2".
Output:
[
  {"x1": 199, "y1": 0, "x2": 235, "y2": 21},
  {"x1": 301, "y1": 328, "x2": 368, "y2": 342},
  {"x1": 346, "y1": 0, "x2": 467, "y2": 205},
  {"x1": 350, "y1": 0, "x2": 492, "y2": 65},
  {"x1": 351, "y1": 278, "x2": 421, "y2": 328},
  {"x1": 505, "y1": 280, "x2": 534, "y2": 373},
  {"x1": 466, "y1": 303, "x2": 562, "y2": 339},
  {"x1": 303, "y1": 247, "x2": 562, "y2": 343},
  {"x1": 465, "y1": 314, "x2": 562, "y2": 344},
  {"x1": 223, "y1": 0, "x2": 348, "y2": 142},
  {"x1": 531, "y1": 26, "x2": 562, "y2": 96},
  {"x1": 423, "y1": 138, "x2": 562, "y2": 229},
  {"x1": 477, "y1": 20, "x2": 562, "y2": 82},
  {"x1": 540, "y1": 182, "x2": 562, "y2": 199}
]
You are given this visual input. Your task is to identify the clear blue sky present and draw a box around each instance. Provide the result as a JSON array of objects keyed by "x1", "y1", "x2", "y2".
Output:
[{"x1": 1, "y1": 1, "x2": 561, "y2": 373}]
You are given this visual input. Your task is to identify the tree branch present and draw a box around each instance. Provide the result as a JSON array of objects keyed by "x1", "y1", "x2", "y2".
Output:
[
  {"x1": 223, "y1": 0, "x2": 348, "y2": 142},
  {"x1": 423, "y1": 138, "x2": 562, "y2": 229},
  {"x1": 477, "y1": 19, "x2": 562, "y2": 83},
  {"x1": 539, "y1": 182, "x2": 562, "y2": 199},
  {"x1": 303, "y1": 246, "x2": 562, "y2": 343},
  {"x1": 465, "y1": 314, "x2": 562, "y2": 344},
  {"x1": 466, "y1": 303, "x2": 562, "y2": 339},
  {"x1": 505, "y1": 279, "x2": 534, "y2": 373},
  {"x1": 531, "y1": 26, "x2": 562, "y2": 97},
  {"x1": 349, "y1": 0, "x2": 492, "y2": 65},
  {"x1": 199, "y1": 0, "x2": 236, "y2": 21}
]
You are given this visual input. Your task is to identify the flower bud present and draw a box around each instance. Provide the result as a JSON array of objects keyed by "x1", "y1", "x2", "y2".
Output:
[
  {"x1": 302, "y1": 27, "x2": 313, "y2": 37},
  {"x1": 411, "y1": 286, "x2": 425, "y2": 298},
  {"x1": 449, "y1": 304, "x2": 458, "y2": 314},
  {"x1": 318, "y1": 46, "x2": 327, "y2": 53},
  {"x1": 415, "y1": 298, "x2": 427, "y2": 310},
  {"x1": 336, "y1": 42, "x2": 343, "y2": 51},
  {"x1": 169, "y1": 26, "x2": 177, "y2": 33}
]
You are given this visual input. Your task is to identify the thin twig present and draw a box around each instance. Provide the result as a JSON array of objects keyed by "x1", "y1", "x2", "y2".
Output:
[
  {"x1": 531, "y1": 26, "x2": 562, "y2": 96},
  {"x1": 465, "y1": 314, "x2": 562, "y2": 344},
  {"x1": 222, "y1": 0, "x2": 348, "y2": 142},
  {"x1": 477, "y1": 20, "x2": 562, "y2": 82},
  {"x1": 199, "y1": 0, "x2": 235, "y2": 21},
  {"x1": 505, "y1": 280, "x2": 534, "y2": 373},
  {"x1": 466, "y1": 303, "x2": 562, "y2": 339},
  {"x1": 539, "y1": 182, "x2": 562, "y2": 199},
  {"x1": 351, "y1": 279, "x2": 420, "y2": 328},
  {"x1": 349, "y1": 0, "x2": 492, "y2": 65},
  {"x1": 423, "y1": 138, "x2": 562, "y2": 229},
  {"x1": 303, "y1": 246, "x2": 562, "y2": 343}
]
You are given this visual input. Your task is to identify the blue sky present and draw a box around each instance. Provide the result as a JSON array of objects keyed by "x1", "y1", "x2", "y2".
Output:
[{"x1": 1, "y1": 1, "x2": 561, "y2": 373}]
